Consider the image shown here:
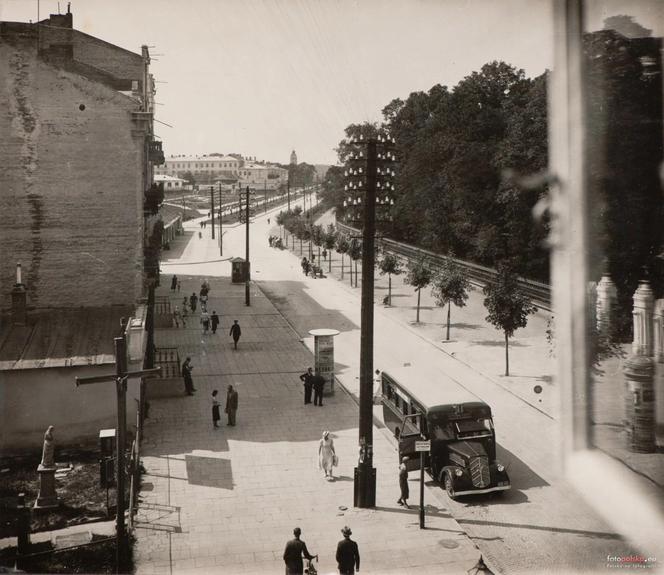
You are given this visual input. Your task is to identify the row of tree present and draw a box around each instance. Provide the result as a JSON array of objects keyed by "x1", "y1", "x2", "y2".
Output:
[{"x1": 275, "y1": 211, "x2": 537, "y2": 375}]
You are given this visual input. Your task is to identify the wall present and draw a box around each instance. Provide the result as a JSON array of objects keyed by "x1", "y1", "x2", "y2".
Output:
[
  {"x1": 0, "y1": 362, "x2": 141, "y2": 451},
  {"x1": 0, "y1": 44, "x2": 145, "y2": 311}
]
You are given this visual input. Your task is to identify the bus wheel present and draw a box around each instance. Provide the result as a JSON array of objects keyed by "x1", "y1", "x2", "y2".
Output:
[{"x1": 444, "y1": 472, "x2": 456, "y2": 500}]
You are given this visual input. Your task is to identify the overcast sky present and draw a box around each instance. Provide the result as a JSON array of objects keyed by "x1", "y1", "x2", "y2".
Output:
[{"x1": 2, "y1": 0, "x2": 663, "y2": 165}]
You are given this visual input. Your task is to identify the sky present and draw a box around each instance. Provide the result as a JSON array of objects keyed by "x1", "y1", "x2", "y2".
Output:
[{"x1": 2, "y1": 0, "x2": 663, "y2": 165}]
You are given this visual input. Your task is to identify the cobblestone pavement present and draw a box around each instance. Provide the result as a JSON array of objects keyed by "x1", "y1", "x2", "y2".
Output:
[{"x1": 133, "y1": 210, "x2": 483, "y2": 574}]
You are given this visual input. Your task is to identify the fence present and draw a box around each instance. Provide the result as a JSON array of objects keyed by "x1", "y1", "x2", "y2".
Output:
[{"x1": 336, "y1": 222, "x2": 552, "y2": 311}]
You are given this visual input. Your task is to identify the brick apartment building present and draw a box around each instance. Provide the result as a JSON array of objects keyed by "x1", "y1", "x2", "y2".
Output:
[{"x1": 0, "y1": 8, "x2": 164, "y2": 450}]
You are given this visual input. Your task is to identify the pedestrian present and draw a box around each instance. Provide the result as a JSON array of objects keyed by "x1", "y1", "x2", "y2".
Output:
[
  {"x1": 210, "y1": 310, "x2": 220, "y2": 334},
  {"x1": 172, "y1": 306, "x2": 181, "y2": 328},
  {"x1": 322, "y1": 248, "x2": 327, "y2": 261},
  {"x1": 182, "y1": 357, "x2": 196, "y2": 396},
  {"x1": 299, "y1": 367, "x2": 314, "y2": 405},
  {"x1": 181, "y1": 303, "x2": 188, "y2": 327},
  {"x1": 313, "y1": 372, "x2": 325, "y2": 406},
  {"x1": 318, "y1": 430, "x2": 336, "y2": 479},
  {"x1": 177, "y1": 278, "x2": 181, "y2": 293},
  {"x1": 336, "y1": 526, "x2": 360, "y2": 575},
  {"x1": 225, "y1": 384, "x2": 238, "y2": 426},
  {"x1": 397, "y1": 456, "x2": 409, "y2": 508},
  {"x1": 267, "y1": 217, "x2": 270, "y2": 225},
  {"x1": 373, "y1": 369, "x2": 382, "y2": 404},
  {"x1": 229, "y1": 319, "x2": 241, "y2": 350},
  {"x1": 200, "y1": 293, "x2": 208, "y2": 313},
  {"x1": 283, "y1": 527, "x2": 315, "y2": 575},
  {"x1": 200, "y1": 310, "x2": 210, "y2": 335},
  {"x1": 301, "y1": 257, "x2": 309, "y2": 275},
  {"x1": 200, "y1": 281, "x2": 209, "y2": 297},
  {"x1": 211, "y1": 390, "x2": 221, "y2": 428},
  {"x1": 182, "y1": 296, "x2": 189, "y2": 312},
  {"x1": 170, "y1": 274, "x2": 177, "y2": 291},
  {"x1": 199, "y1": 231, "x2": 202, "y2": 239},
  {"x1": 189, "y1": 292, "x2": 198, "y2": 313}
]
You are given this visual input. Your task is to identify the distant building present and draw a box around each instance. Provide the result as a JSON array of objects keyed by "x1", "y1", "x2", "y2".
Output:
[
  {"x1": 0, "y1": 9, "x2": 162, "y2": 449},
  {"x1": 290, "y1": 149, "x2": 298, "y2": 165},
  {"x1": 155, "y1": 174, "x2": 186, "y2": 192}
]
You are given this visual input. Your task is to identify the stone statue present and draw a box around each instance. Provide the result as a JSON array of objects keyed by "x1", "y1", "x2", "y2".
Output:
[{"x1": 40, "y1": 426, "x2": 55, "y2": 468}]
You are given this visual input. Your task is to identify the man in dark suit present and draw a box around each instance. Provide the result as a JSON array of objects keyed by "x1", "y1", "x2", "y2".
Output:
[
  {"x1": 299, "y1": 367, "x2": 314, "y2": 404},
  {"x1": 283, "y1": 527, "x2": 315, "y2": 575},
  {"x1": 181, "y1": 357, "x2": 196, "y2": 395},
  {"x1": 312, "y1": 372, "x2": 326, "y2": 406},
  {"x1": 225, "y1": 384, "x2": 238, "y2": 426},
  {"x1": 336, "y1": 526, "x2": 360, "y2": 574}
]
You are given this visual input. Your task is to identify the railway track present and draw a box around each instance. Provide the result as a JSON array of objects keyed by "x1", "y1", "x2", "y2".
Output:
[{"x1": 336, "y1": 222, "x2": 551, "y2": 311}]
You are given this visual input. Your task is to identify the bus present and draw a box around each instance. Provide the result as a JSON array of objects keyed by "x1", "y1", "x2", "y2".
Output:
[{"x1": 381, "y1": 367, "x2": 510, "y2": 499}]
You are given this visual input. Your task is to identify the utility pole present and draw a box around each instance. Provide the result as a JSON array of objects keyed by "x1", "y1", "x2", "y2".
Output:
[
  {"x1": 210, "y1": 186, "x2": 215, "y2": 240},
  {"x1": 75, "y1": 321, "x2": 160, "y2": 573},
  {"x1": 218, "y1": 183, "x2": 223, "y2": 256},
  {"x1": 239, "y1": 186, "x2": 252, "y2": 306},
  {"x1": 287, "y1": 178, "x2": 291, "y2": 212}
]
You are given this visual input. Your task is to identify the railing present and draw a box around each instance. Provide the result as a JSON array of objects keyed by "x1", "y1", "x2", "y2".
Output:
[
  {"x1": 336, "y1": 222, "x2": 552, "y2": 311},
  {"x1": 154, "y1": 347, "x2": 180, "y2": 378}
]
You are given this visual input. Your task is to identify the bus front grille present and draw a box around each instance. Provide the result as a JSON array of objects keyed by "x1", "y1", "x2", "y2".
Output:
[{"x1": 470, "y1": 456, "x2": 489, "y2": 488}]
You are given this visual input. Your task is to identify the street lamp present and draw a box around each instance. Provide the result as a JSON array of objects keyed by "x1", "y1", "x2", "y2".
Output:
[{"x1": 345, "y1": 131, "x2": 396, "y2": 508}]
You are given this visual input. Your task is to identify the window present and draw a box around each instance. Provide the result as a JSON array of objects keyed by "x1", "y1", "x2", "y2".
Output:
[{"x1": 550, "y1": 0, "x2": 663, "y2": 554}]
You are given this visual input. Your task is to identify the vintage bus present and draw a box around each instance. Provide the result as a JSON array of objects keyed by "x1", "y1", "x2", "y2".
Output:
[{"x1": 381, "y1": 367, "x2": 510, "y2": 499}]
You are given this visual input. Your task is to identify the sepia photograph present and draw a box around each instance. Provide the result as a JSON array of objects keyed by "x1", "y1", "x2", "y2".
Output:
[{"x1": 0, "y1": 0, "x2": 662, "y2": 573}]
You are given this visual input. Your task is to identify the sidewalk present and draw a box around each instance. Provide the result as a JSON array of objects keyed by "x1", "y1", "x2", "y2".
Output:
[{"x1": 133, "y1": 278, "x2": 483, "y2": 572}]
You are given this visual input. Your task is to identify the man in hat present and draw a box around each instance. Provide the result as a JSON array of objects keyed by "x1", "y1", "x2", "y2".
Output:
[
  {"x1": 336, "y1": 526, "x2": 360, "y2": 575},
  {"x1": 283, "y1": 526, "x2": 315, "y2": 575},
  {"x1": 312, "y1": 371, "x2": 326, "y2": 406},
  {"x1": 225, "y1": 384, "x2": 239, "y2": 426},
  {"x1": 229, "y1": 319, "x2": 242, "y2": 350},
  {"x1": 299, "y1": 367, "x2": 314, "y2": 405}
]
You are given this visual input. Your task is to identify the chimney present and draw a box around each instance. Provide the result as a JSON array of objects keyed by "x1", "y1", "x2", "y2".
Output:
[{"x1": 11, "y1": 263, "x2": 28, "y2": 325}]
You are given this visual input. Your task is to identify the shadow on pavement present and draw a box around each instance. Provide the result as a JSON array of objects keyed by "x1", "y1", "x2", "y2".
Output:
[
  {"x1": 455, "y1": 517, "x2": 622, "y2": 540},
  {"x1": 161, "y1": 230, "x2": 196, "y2": 262},
  {"x1": 185, "y1": 454, "x2": 234, "y2": 489},
  {"x1": 258, "y1": 280, "x2": 359, "y2": 336},
  {"x1": 471, "y1": 339, "x2": 528, "y2": 348}
]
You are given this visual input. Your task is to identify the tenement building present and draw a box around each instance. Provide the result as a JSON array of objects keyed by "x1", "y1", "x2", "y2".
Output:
[{"x1": 0, "y1": 8, "x2": 164, "y2": 449}]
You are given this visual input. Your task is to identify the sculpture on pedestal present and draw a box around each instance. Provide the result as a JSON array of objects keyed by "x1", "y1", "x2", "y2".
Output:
[{"x1": 34, "y1": 425, "x2": 60, "y2": 509}]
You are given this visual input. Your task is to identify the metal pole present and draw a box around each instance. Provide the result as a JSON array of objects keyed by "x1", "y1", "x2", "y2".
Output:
[
  {"x1": 265, "y1": 180, "x2": 267, "y2": 214},
  {"x1": 114, "y1": 335, "x2": 128, "y2": 573},
  {"x1": 287, "y1": 179, "x2": 291, "y2": 212},
  {"x1": 245, "y1": 186, "x2": 251, "y2": 307},
  {"x1": 218, "y1": 185, "x2": 223, "y2": 256},
  {"x1": 419, "y1": 451, "x2": 425, "y2": 529},
  {"x1": 210, "y1": 186, "x2": 215, "y2": 240},
  {"x1": 355, "y1": 140, "x2": 377, "y2": 508}
]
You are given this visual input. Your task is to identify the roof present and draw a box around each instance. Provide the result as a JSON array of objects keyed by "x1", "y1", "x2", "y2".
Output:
[
  {"x1": 155, "y1": 174, "x2": 185, "y2": 183},
  {"x1": 382, "y1": 364, "x2": 487, "y2": 411},
  {"x1": 165, "y1": 155, "x2": 240, "y2": 164},
  {"x1": 0, "y1": 306, "x2": 134, "y2": 370}
]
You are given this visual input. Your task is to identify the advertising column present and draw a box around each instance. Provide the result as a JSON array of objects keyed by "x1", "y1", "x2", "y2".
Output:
[{"x1": 309, "y1": 328, "x2": 340, "y2": 395}]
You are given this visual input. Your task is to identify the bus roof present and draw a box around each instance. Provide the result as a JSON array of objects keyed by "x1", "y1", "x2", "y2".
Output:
[{"x1": 382, "y1": 364, "x2": 490, "y2": 413}]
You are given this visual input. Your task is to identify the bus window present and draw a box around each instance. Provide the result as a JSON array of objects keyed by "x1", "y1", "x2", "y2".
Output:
[{"x1": 401, "y1": 414, "x2": 419, "y2": 436}]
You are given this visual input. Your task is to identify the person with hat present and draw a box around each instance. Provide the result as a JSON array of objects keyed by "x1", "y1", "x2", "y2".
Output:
[
  {"x1": 336, "y1": 526, "x2": 360, "y2": 575},
  {"x1": 299, "y1": 367, "x2": 314, "y2": 405},
  {"x1": 283, "y1": 526, "x2": 315, "y2": 575},
  {"x1": 397, "y1": 456, "x2": 410, "y2": 508}
]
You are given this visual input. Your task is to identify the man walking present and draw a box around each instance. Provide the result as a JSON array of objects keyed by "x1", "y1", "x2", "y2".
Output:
[
  {"x1": 313, "y1": 372, "x2": 326, "y2": 406},
  {"x1": 229, "y1": 319, "x2": 242, "y2": 350},
  {"x1": 336, "y1": 526, "x2": 360, "y2": 575},
  {"x1": 299, "y1": 367, "x2": 314, "y2": 405},
  {"x1": 200, "y1": 310, "x2": 210, "y2": 335},
  {"x1": 170, "y1": 274, "x2": 178, "y2": 291},
  {"x1": 283, "y1": 527, "x2": 315, "y2": 575},
  {"x1": 182, "y1": 357, "x2": 196, "y2": 396},
  {"x1": 189, "y1": 292, "x2": 198, "y2": 313},
  {"x1": 225, "y1": 384, "x2": 238, "y2": 426},
  {"x1": 210, "y1": 310, "x2": 220, "y2": 334}
]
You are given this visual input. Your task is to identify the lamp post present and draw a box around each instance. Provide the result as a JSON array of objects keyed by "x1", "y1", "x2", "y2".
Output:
[{"x1": 345, "y1": 132, "x2": 396, "y2": 508}]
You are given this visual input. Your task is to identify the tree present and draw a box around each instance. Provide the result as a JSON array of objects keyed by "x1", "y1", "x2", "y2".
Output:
[
  {"x1": 348, "y1": 238, "x2": 362, "y2": 288},
  {"x1": 336, "y1": 235, "x2": 350, "y2": 280},
  {"x1": 483, "y1": 264, "x2": 538, "y2": 376},
  {"x1": 311, "y1": 224, "x2": 324, "y2": 263},
  {"x1": 275, "y1": 210, "x2": 286, "y2": 239},
  {"x1": 181, "y1": 171, "x2": 196, "y2": 186},
  {"x1": 323, "y1": 224, "x2": 337, "y2": 274},
  {"x1": 378, "y1": 253, "x2": 402, "y2": 306},
  {"x1": 405, "y1": 258, "x2": 433, "y2": 322},
  {"x1": 431, "y1": 258, "x2": 472, "y2": 340}
]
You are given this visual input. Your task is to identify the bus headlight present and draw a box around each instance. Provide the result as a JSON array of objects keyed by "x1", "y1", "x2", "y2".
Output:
[
  {"x1": 497, "y1": 463, "x2": 505, "y2": 473},
  {"x1": 454, "y1": 468, "x2": 463, "y2": 477}
]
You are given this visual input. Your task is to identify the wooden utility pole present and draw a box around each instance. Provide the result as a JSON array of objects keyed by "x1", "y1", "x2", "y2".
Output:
[
  {"x1": 75, "y1": 323, "x2": 160, "y2": 573},
  {"x1": 210, "y1": 186, "x2": 215, "y2": 240},
  {"x1": 218, "y1": 184, "x2": 223, "y2": 256}
]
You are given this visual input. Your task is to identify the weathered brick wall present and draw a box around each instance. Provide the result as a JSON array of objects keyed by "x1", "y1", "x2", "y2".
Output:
[{"x1": 0, "y1": 44, "x2": 145, "y2": 310}]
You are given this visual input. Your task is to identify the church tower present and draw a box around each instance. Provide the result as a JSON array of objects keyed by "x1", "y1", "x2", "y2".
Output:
[{"x1": 290, "y1": 150, "x2": 297, "y2": 165}]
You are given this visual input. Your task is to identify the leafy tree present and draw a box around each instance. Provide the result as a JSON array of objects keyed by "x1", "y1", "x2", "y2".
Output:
[
  {"x1": 311, "y1": 224, "x2": 324, "y2": 263},
  {"x1": 275, "y1": 211, "x2": 286, "y2": 239},
  {"x1": 181, "y1": 171, "x2": 196, "y2": 186},
  {"x1": 323, "y1": 224, "x2": 337, "y2": 273},
  {"x1": 431, "y1": 258, "x2": 472, "y2": 340},
  {"x1": 348, "y1": 238, "x2": 362, "y2": 287},
  {"x1": 405, "y1": 258, "x2": 433, "y2": 323},
  {"x1": 378, "y1": 253, "x2": 402, "y2": 306},
  {"x1": 336, "y1": 235, "x2": 350, "y2": 280},
  {"x1": 483, "y1": 264, "x2": 538, "y2": 376}
]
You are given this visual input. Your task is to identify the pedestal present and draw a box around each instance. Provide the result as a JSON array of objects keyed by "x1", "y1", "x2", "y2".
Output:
[{"x1": 34, "y1": 465, "x2": 60, "y2": 509}]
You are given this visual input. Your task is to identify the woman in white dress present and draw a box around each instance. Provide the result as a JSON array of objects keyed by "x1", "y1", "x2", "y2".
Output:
[{"x1": 318, "y1": 430, "x2": 336, "y2": 478}]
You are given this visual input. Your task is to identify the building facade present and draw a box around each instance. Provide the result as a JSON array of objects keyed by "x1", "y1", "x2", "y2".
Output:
[{"x1": 0, "y1": 9, "x2": 162, "y2": 449}]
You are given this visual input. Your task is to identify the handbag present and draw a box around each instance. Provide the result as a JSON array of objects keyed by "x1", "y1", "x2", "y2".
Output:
[{"x1": 332, "y1": 454, "x2": 339, "y2": 467}]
